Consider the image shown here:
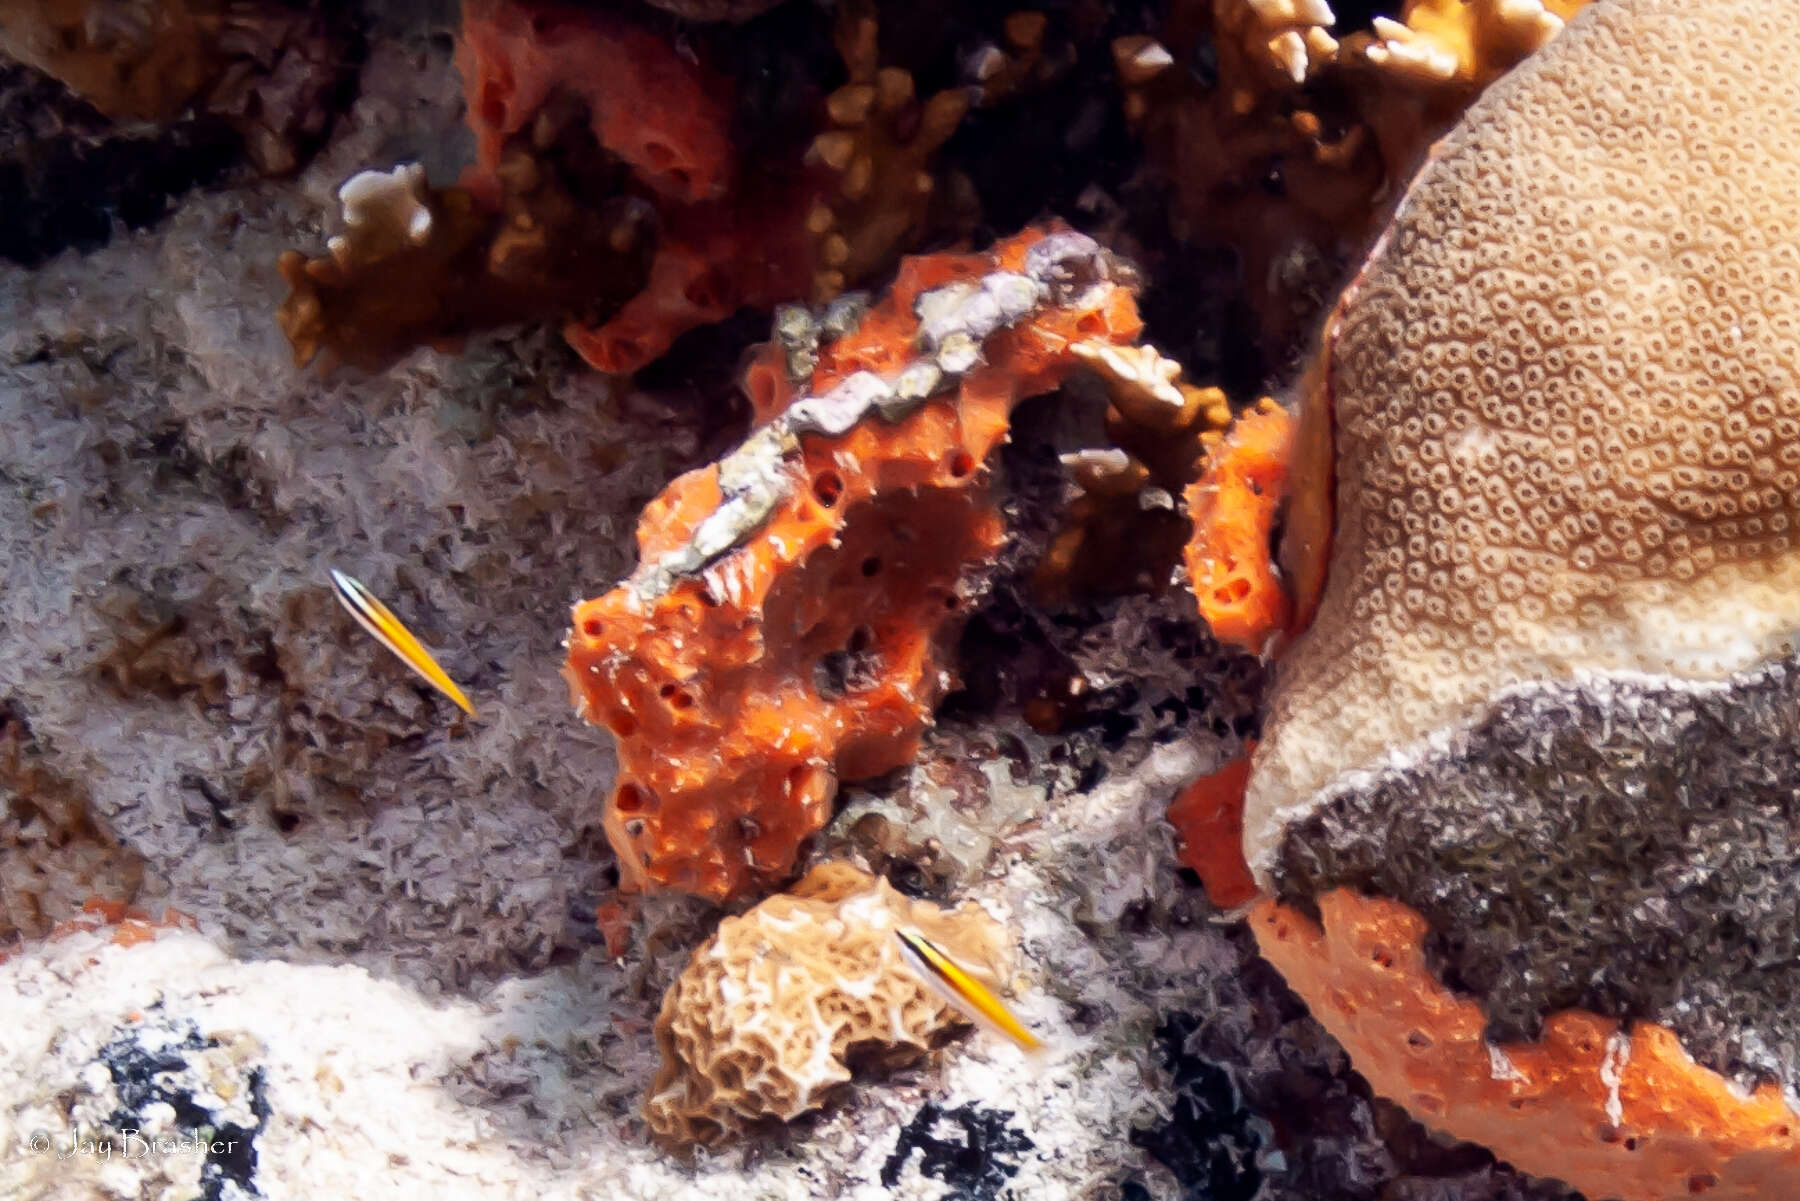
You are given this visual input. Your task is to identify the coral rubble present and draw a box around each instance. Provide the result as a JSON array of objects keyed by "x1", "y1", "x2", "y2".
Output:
[
  {"x1": 645, "y1": 862, "x2": 1013, "y2": 1146},
  {"x1": 568, "y1": 227, "x2": 1144, "y2": 902}
]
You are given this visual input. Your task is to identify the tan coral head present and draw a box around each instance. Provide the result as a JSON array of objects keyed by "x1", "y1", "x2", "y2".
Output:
[
  {"x1": 646, "y1": 863, "x2": 1016, "y2": 1147},
  {"x1": 1232, "y1": 1, "x2": 1800, "y2": 1199}
]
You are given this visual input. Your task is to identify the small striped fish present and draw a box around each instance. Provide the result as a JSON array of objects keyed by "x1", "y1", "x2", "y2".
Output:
[
  {"x1": 896, "y1": 928, "x2": 1043, "y2": 1052},
  {"x1": 329, "y1": 568, "x2": 476, "y2": 717}
]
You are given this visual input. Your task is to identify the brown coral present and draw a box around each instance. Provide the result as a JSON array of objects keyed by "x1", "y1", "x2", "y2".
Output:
[
  {"x1": 802, "y1": 10, "x2": 970, "y2": 303},
  {"x1": 278, "y1": 0, "x2": 987, "y2": 376},
  {"x1": 1121, "y1": 0, "x2": 1591, "y2": 356},
  {"x1": 1120, "y1": 0, "x2": 1384, "y2": 350},
  {"x1": 646, "y1": 862, "x2": 1013, "y2": 1147},
  {"x1": 1034, "y1": 341, "x2": 1236, "y2": 599},
  {"x1": 0, "y1": 0, "x2": 354, "y2": 174},
  {"x1": 277, "y1": 151, "x2": 654, "y2": 374},
  {"x1": 1344, "y1": 0, "x2": 1588, "y2": 183},
  {"x1": 567, "y1": 227, "x2": 1144, "y2": 902},
  {"x1": 1254, "y1": 891, "x2": 1800, "y2": 1201},
  {"x1": 964, "y1": 10, "x2": 1053, "y2": 107},
  {"x1": 1056, "y1": 0, "x2": 1591, "y2": 605}
]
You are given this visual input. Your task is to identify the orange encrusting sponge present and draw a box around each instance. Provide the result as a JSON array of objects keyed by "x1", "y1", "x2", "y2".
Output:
[
  {"x1": 459, "y1": 0, "x2": 732, "y2": 206},
  {"x1": 1167, "y1": 743, "x2": 1260, "y2": 908},
  {"x1": 1253, "y1": 890, "x2": 1800, "y2": 1201},
  {"x1": 567, "y1": 227, "x2": 1144, "y2": 902},
  {"x1": 1184, "y1": 399, "x2": 1296, "y2": 652}
]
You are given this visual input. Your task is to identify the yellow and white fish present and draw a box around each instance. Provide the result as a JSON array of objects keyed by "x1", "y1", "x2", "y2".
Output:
[
  {"x1": 896, "y1": 928, "x2": 1043, "y2": 1052},
  {"x1": 329, "y1": 568, "x2": 475, "y2": 717}
]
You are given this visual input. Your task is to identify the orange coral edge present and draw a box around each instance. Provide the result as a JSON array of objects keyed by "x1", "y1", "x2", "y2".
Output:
[
  {"x1": 1167, "y1": 744, "x2": 1259, "y2": 908},
  {"x1": 1183, "y1": 400, "x2": 1295, "y2": 652},
  {"x1": 1251, "y1": 890, "x2": 1800, "y2": 1201},
  {"x1": 2, "y1": 897, "x2": 196, "y2": 966}
]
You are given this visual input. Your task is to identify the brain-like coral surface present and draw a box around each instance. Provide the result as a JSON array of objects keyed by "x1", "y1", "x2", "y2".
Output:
[
  {"x1": 1250, "y1": 0, "x2": 1800, "y2": 867},
  {"x1": 1236, "y1": 1, "x2": 1800, "y2": 1196},
  {"x1": 567, "y1": 227, "x2": 1143, "y2": 902},
  {"x1": 645, "y1": 861, "x2": 1013, "y2": 1147}
]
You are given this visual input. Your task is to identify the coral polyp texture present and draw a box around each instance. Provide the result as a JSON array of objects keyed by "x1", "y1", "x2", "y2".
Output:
[
  {"x1": 567, "y1": 227, "x2": 1144, "y2": 902},
  {"x1": 1236, "y1": 0, "x2": 1800, "y2": 1197},
  {"x1": 646, "y1": 861, "x2": 1013, "y2": 1146}
]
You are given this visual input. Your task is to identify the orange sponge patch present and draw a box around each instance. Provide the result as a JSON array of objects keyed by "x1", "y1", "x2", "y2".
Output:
[
  {"x1": 568, "y1": 228, "x2": 1143, "y2": 902},
  {"x1": 1167, "y1": 745, "x2": 1259, "y2": 908},
  {"x1": 1253, "y1": 890, "x2": 1800, "y2": 1201},
  {"x1": 1184, "y1": 400, "x2": 1296, "y2": 652},
  {"x1": 460, "y1": 0, "x2": 732, "y2": 204},
  {"x1": 459, "y1": 0, "x2": 816, "y2": 374}
]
